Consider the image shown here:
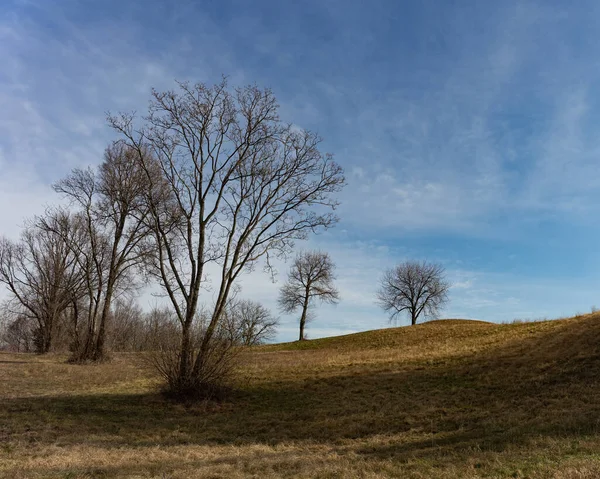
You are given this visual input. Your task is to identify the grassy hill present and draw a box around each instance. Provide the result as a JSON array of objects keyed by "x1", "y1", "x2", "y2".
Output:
[{"x1": 2, "y1": 314, "x2": 600, "y2": 478}]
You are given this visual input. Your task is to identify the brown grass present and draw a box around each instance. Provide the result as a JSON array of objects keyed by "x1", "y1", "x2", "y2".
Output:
[{"x1": 2, "y1": 314, "x2": 600, "y2": 478}]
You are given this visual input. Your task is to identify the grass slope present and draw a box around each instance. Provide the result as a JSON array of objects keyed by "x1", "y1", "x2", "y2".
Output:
[{"x1": 2, "y1": 315, "x2": 600, "y2": 478}]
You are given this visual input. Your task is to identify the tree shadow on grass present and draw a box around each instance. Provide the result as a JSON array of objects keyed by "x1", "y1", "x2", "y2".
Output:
[{"x1": 2, "y1": 315, "x2": 600, "y2": 464}]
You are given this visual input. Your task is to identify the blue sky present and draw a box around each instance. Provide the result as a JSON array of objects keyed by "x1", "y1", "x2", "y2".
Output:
[{"x1": 3, "y1": 0, "x2": 600, "y2": 341}]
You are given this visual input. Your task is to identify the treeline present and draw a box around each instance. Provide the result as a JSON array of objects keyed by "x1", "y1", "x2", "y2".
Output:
[
  {"x1": 0, "y1": 298, "x2": 278, "y2": 354},
  {"x1": 0, "y1": 144, "x2": 275, "y2": 358}
]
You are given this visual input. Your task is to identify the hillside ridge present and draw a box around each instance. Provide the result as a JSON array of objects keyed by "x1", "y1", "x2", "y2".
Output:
[{"x1": 262, "y1": 314, "x2": 598, "y2": 354}]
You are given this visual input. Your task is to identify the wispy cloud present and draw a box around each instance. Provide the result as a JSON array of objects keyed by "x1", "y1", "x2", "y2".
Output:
[{"x1": 2, "y1": 0, "x2": 600, "y2": 340}]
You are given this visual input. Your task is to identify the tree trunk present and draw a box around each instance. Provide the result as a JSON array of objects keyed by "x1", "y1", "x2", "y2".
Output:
[
  {"x1": 34, "y1": 316, "x2": 52, "y2": 354},
  {"x1": 70, "y1": 300, "x2": 80, "y2": 353},
  {"x1": 93, "y1": 319, "x2": 107, "y2": 361},
  {"x1": 93, "y1": 283, "x2": 115, "y2": 361},
  {"x1": 74, "y1": 316, "x2": 96, "y2": 362},
  {"x1": 411, "y1": 310, "x2": 417, "y2": 326},
  {"x1": 192, "y1": 276, "x2": 231, "y2": 377},
  {"x1": 45, "y1": 327, "x2": 52, "y2": 353},
  {"x1": 179, "y1": 320, "x2": 193, "y2": 389},
  {"x1": 40, "y1": 326, "x2": 52, "y2": 354},
  {"x1": 299, "y1": 291, "x2": 310, "y2": 341}
]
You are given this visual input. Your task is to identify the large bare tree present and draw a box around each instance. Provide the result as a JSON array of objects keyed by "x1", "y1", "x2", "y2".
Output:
[
  {"x1": 108, "y1": 79, "x2": 345, "y2": 397},
  {"x1": 0, "y1": 211, "x2": 84, "y2": 353},
  {"x1": 376, "y1": 260, "x2": 450, "y2": 326},
  {"x1": 52, "y1": 142, "x2": 152, "y2": 361},
  {"x1": 278, "y1": 250, "x2": 340, "y2": 341}
]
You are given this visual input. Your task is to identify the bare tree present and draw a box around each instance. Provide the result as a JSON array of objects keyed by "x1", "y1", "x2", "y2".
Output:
[
  {"x1": 0, "y1": 211, "x2": 84, "y2": 353},
  {"x1": 107, "y1": 299, "x2": 145, "y2": 352},
  {"x1": 222, "y1": 299, "x2": 278, "y2": 346},
  {"x1": 278, "y1": 251, "x2": 340, "y2": 341},
  {"x1": 140, "y1": 306, "x2": 180, "y2": 351},
  {"x1": 376, "y1": 260, "x2": 450, "y2": 326},
  {"x1": 147, "y1": 304, "x2": 241, "y2": 401},
  {"x1": 52, "y1": 142, "x2": 152, "y2": 361},
  {"x1": 0, "y1": 308, "x2": 34, "y2": 352},
  {"x1": 108, "y1": 78, "x2": 345, "y2": 397}
]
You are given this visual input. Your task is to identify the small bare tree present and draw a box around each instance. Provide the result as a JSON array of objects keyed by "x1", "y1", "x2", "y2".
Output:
[
  {"x1": 0, "y1": 308, "x2": 34, "y2": 352},
  {"x1": 278, "y1": 251, "x2": 340, "y2": 341},
  {"x1": 376, "y1": 260, "x2": 450, "y2": 326},
  {"x1": 222, "y1": 299, "x2": 278, "y2": 346},
  {"x1": 109, "y1": 78, "x2": 345, "y2": 398}
]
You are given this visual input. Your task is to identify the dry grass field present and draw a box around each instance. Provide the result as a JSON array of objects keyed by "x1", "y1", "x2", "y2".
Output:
[{"x1": 2, "y1": 314, "x2": 600, "y2": 478}]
